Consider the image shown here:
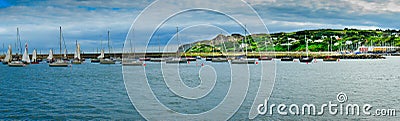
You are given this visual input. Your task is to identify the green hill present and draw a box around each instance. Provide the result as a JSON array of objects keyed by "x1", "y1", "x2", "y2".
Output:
[{"x1": 184, "y1": 28, "x2": 400, "y2": 52}]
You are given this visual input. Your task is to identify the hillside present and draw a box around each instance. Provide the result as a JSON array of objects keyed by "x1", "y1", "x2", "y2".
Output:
[{"x1": 183, "y1": 28, "x2": 400, "y2": 52}]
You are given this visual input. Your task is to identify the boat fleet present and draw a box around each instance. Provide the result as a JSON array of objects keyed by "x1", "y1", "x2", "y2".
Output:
[{"x1": 1, "y1": 27, "x2": 342, "y2": 67}]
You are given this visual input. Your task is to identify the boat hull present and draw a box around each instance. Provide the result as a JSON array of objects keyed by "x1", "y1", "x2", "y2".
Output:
[
  {"x1": 139, "y1": 58, "x2": 151, "y2": 61},
  {"x1": 91, "y1": 59, "x2": 100, "y2": 63},
  {"x1": 299, "y1": 57, "x2": 314, "y2": 62},
  {"x1": 258, "y1": 57, "x2": 273, "y2": 61},
  {"x1": 31, "y1": 62, "x2": 40, "y2": 64},
  {"x1": 166, "y1": 60, "x2": 187, "y2": 64},
  {"x1": 150, "y1": 58, "x2": 165, "y2": 62},
  {"x1": 100, "y1": 60, "x2": 115, "y2": 64},
  {"x1": 8, "y1": 63, "x2": 25, "y2": 67},
  {"x1": 281, "y1": 57, "x2": 294, "y2": 61},
  {"x1": 49, "y1": 63, "x2": 69, "y2": 67},
  {"x1": 231, "y1": 60, "x2": 256, "y2": 64},
  {"x1": 122, "y1": 62, "x2": 143, "y2": 66},
  {"x1": 72, "y1": 61, "x2": 82, "y2": 64},
  {"x1": 186, "y1": 58, "x2": 197, "y2": 61},
  {"x1": 323, "y1": 57, "x2": 338, "y2": 61},
  {"x1": 211, "y1": 58, "x2": 228, "y2": 62}
]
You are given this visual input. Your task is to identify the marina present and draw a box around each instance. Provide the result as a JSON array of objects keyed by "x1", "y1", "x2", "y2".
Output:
[
  {"x1": 0, "y1": 0, "x2": 399, "y2": 120},
  {"x1": 0, "y1": 51, "x2": 389, "y2": 64}
]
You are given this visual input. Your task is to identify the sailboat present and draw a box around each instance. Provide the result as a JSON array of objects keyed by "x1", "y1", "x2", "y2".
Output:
[
  {"x1": 8, "y1": 44, "x2": 26, "y2": 67},
  {"x1": 92, "y1": 49, "x2": 104, "y2": 63},
  {"x1": 100, "y1": 30, "x2": 116, "y2": 64},
  {"x1": 299, "y1": 35, "x2": 314, "y2": 62},
  {"x1": 259, "y1": 37, "x2": 273, "y2": 61},
  {"x1": 211, "y1": 35, "x2": 228, "y2": 62},
  {"x1": 31, "y1": 49, "x2": 39, "y2": 64},
  {"x1": 21, "y1": 43, "x2": 30, "y2": 64},
  {"x1": 281, "y1": 38, "x2": 294, "y2": 61},
  {"x1": 72, "y1": 40, "x2": 82, "y2": 64},
  {"x1": 122, "y1": 38, "x2": 143, "y2": 66},
  {"x1": 62, "y1": 49, "x2": 68, "y2": 61},
  {"x1": 231, "y1": 26, "x2": 255, "y2": 64},
  {"x1": 166, "y1": 27, "x2": 187, "y2": 64},
  {"x1": 150, "y1": 35, "x2": 166, "y2": 62},
  {"x1": 49, "y1": 26, "x2": 69, "y2": 67},
  {"x1": 205, "y1": 43, "x2": 213, "y2": 61},
  {"x1": 323, "y1": 36, "x2": 338, "y2": 62},
  {"x1": 46, "y1": 49, "x2": 54, "y2": 63},
  {"x1": 2, "y1": 45, "x2": 12, "y2": 64},
  {"x1": 8, "y1": 28, "x2": 25, "y2": 67},
  {"x1": 91, "y1": 39, "x2": 103, "y2": 63}
]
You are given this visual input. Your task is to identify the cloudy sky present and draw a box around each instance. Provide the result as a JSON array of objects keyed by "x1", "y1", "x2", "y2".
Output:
[{"x1": 0, "y1": 0, "x2": 398, "y2": 53}]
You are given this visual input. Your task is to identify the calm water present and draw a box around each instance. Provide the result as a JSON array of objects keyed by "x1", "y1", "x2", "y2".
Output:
[{"x1": 1, "y1": 57, "x2": 400, "y2": 120}]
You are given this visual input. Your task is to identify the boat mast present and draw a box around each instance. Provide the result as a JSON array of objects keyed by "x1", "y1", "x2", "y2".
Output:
[
  {"x1": 221, "y1": 34, "x2": 227, "y2": 56},
  {"x1": 330, "y1": 36, "x2": 333, "y2": 55},
  {"x1": 287, "y1": 38, "x2": 290, "y2": 52},
  {"x1": 75, "y1": 40, "x2": 78, "y2": 59},
  {"x1": 305, "y1": 35, "x2": 308, "y2": 57},
  {"x1": 233, "y1": 38, "x2": 236, "y2": 54},
  {"x1": 59, "y1": 26, "x2": 62, "y2": 59},
  {"x1": 16, "y1": 27, "x2": 20, "y2": 57},
  {"x1": 17, "y1": 27, "x2": 22, "y2": 56},
  {"x1": 129, "y1": 38, "x2": 133, "y2": 57},
  {"x1": 212, "y1": 37, "x2": 214, "y2": 58},
  {"x1": 108, "y1": 30, "x2": 111, "y2": 58},
  {"x1": 244, "y1": 25, "x2": 247, "y2": 56},
  {"x1": 176, "y1": 27, "x2": 183, "y2": 58},
  {"x1": 158, "y1": 35, "x2": 161, "y2": 53}
]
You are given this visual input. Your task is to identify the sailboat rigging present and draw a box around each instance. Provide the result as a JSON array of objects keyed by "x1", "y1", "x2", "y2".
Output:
[
  {"x1": 100, "y1": 30, "x2": 116, "y2": 64},
  {"x1": 299, "y1": 35, "x2": 314, "y2": 62},
  {"x1": 8, "y1": 28, "x2": 26, "y2": 67},
  {"x1": 281, "y1": 37, "x2": 294, "y2": 61},
  {"x1": 49, "y1": 26, "x2": 69, "y2": 67}
]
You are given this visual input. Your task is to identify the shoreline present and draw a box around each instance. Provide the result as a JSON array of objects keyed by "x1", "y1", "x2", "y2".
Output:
[{"x1": 0, "y1": 51, "x2": 390, "y2": 60}]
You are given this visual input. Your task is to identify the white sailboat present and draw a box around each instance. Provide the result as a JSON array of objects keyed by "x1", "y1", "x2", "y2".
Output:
[
  {"x1": 2, "y1": 45, "x2": 12, "y2": 64},
  {"x1": 63, "y1": 49, "x2": 68, "y2": 61},
  {"x1": 99, "y1": 49, "x2": 104, "y2": 59},
  {"x1": 31, "y1": 49, "x2": 39, "y2": 64},
  {"x1": 49, "y1": 26, "x2": 69, "y2": 67},
  {"x1": 72, "y1": 41, "x2": 82, "y2": 64},
  {"x1": 47, "y1": 49, "x2": 54, "y2": 63},
  {"x1": 21, "y1": 43, "x2": 30, "y2": 64}
]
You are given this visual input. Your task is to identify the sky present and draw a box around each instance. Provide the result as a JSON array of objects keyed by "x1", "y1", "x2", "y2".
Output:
[{"x1": 0, "y1": 0, "x2": 399, "y2": 54}]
